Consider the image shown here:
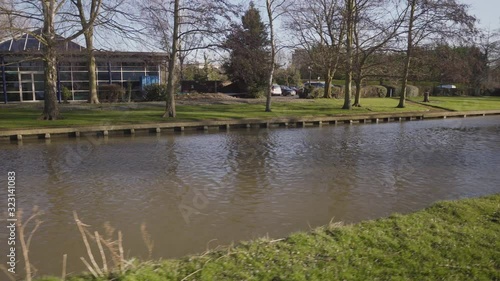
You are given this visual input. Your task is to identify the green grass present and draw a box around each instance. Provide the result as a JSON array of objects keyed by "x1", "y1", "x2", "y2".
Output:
[
  {"x1": 409, "y1": 96, "x2": 500, "y2": 111},
  {"x1": 38, "y1": 194, "x2": 500, "y2": 281},
  {"x1": 2, "y1": 97, "x2": 499, "y2": 130},
  {"x1": 0, "y1": 98, "x2": 429, "y2": 130}
]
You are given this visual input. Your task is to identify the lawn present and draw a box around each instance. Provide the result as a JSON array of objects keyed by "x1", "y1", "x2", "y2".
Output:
[
  {"x1": 409, "y1": 96, "x2": 500, "y2": 111},
  {"x1": 0, "y1": 98, "x2": 429, "y2": 130},
  {"x1": 1, "y1": 97, "x2": 499, "y2": 130},
  {"x1": 37, "y1": 194, "x2": 500, "y2": 281}
]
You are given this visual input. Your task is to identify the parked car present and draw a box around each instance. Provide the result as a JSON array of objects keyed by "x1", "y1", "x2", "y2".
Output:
[
  {"x1": 280, "y1": 85, "x2": 296, "y2": 96},
  {"x1": 271, "y1": 84, "x2": 282, "y2": 96}
]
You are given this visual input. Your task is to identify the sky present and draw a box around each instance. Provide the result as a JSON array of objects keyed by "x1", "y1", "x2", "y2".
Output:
[
  {"x1": 463, "y1": 0, "x2": 500, "y2": 30},
  {"x1": 60, "y1": 0, "x2": 500, "y2": 54}
]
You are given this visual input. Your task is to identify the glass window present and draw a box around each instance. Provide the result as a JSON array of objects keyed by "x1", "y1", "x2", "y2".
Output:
[
  {"x1": 20, "y1": 74, "x2": 31, "y2": 81},
  {"x1": 5, "y1": 72, "x2": 18, "y2": 82},
  {"x1": 33, "y1": 74, "x2": 44, "y2": 82},
  {"x1": 7, "y1": 93, "x2": 21, "y2": 101},
  {"x1": 122, "y1": 62, "x2": 143, "y2": 67},
  {"x1": 97, "y1": 72, "x2": 109, "y2": 81},
  {"x1": 73, "y1": 91, "x2": 87, "y2": 100},
  {"x1": 123, "y1": 72, "x2": 142, "y2": 81},
  {"x1": 35, "y1": 90, "x2": 44, "y2": 100},
  {"x1": 34, "y1": 82, "x2": 44, "y2": 93},
  {"x1": 59, "y1": 65, "x2": 72, "y2": 71},
  {"x1": 21, "y1": 82, "x2": 33, "y2": 92},
  {"x1": 4, "y1": 63, "x2": 18, "y2": 71},
  {"x1": 111, "y1": 72, "x2": 121, "y2": 81},
  {"x1": 73, "y1": 81, "x2": 89, "y2": 91},
  {"x1": 6, "y1": 82, "x2": 19, "y2": 92},
  {"x1": 22, "y1": 89, "x2": 33, "y2": 101},
  {"x1": 73, "y1": 72, "x2": 88, "y2": 81},
  {"x1": 59, "y1": 72, "x2": 71, "y2": 81}
]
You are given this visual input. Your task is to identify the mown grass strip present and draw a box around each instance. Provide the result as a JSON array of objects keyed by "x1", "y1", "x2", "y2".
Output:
[
  {"x1": 0, "y1": 98, "x2": 432, "y2": 130},
  {"x1": 38, "y1": 194, "x2": 500, "y2": 281},
  {"x1": 409, "y1": 96, "x2": 500, "y2": 111}
]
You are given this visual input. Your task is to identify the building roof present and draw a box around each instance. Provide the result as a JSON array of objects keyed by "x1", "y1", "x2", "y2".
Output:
[
  {"x1": 0, "y1": 29, "x2": 85, "y2": 52},
  {"x1": 0, "y1": 30, "x2": 168, "y2": 62}
]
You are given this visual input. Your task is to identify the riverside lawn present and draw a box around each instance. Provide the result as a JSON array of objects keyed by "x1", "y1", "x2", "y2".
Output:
[
  {"x1": 2, "y1": 96, "x2": 500, "y2": 130},
  {"x1": 37, "y1": 194, "x2": 500, "y2": 281}
]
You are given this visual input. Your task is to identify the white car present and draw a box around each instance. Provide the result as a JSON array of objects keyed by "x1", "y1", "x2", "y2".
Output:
[{"x1": 271, "y1": 84, "x2": 282, "y2": 96}]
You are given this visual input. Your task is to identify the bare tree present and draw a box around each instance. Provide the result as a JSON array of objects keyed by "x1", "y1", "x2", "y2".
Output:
[
  {"x1": 265, "y1": 0, "x2": 287, "y2": 112},
  {"x1": 72, "y1": 0, "x2": 103, "y2": 104},
  {"x1": 396, "y1": 0, "x2": 476, "y2": 108},
  {"x1": 141, "y1": 0, "x2": 238, "y2": 118},
  {"x1": 351, "y1": 0, "x2": 403, "y2": 107},
  {"x1": 284, "y1": 0, "x2": 345, "y2": 98},
  {"x1": 342, "y1": 0, "x2": 354, "y2": 109},
  {"x1": 3, "y1": 0, "x2": 101, "y2": 119},
  {"x1": 478, "y1": 27, "x2": 500, "y2": 90}
]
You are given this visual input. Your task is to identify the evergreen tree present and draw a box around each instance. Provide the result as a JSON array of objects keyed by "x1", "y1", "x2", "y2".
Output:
[{"x1": 224, "y1": 2, "x2": 270, "y2": 97}]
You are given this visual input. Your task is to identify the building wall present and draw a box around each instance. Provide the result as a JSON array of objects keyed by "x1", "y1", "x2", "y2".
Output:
[{"x1": 1, "y1": 55, "x2": 166, "y2": 102}]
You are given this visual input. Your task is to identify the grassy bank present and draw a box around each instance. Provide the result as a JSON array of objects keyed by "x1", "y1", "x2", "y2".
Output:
[
  {"x1": 0, "y1": 98, "x2": 430, "y2": 130},
  {"x1": 1, "y1": 97, "x2": 500, "y2": 130},
  {"x1": 38, "y1": 194, "x2": 500, "y2": 281},
  {"x1": 409, "y1": 96, "x2": 500, "y2": 111}
]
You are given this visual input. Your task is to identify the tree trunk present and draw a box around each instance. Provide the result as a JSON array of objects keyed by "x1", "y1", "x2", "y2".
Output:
[
  {"x1": 423, "y1": 91, "x2": 430, "y2": 102},
  {"x1": 41, "y1": 45, "x2": 60, "y2": 120},
  {"x1": 398, "y1": 0, "x2": 416, "y2": 108},
  {"x1": 74, "y1": 0, "x2": 100, "y2": 104},
  {"x1": 85, "y1": 29, "x2": 99, "y2": 104},
  {"x1": 323, "y1": 69, "x2": 333, "y2": 98},
  {"x1": 163, "y1": 0, "x2": 180, "y2": 118},
  {"x1": 342, "y1": 0, "x2": 354, "y2": 110},
  {"x1": 265, "y1": 0, "x2": 275, "y2": 112},
  {"x1": 40, "y1": 1, "x2": 60, "y2": 120},
  {"x1": 353, "y1": 77, "x2": 362, "y2": 107}
]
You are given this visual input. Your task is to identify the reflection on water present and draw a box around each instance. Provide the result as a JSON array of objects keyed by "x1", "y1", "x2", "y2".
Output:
[{"x1": 1, "y1": 116, "x2": 499, "y2": 276}]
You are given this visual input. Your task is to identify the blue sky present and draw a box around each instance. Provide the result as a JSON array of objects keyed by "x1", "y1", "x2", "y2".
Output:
[{"x1": 464, "y1": 0, "x2": 500, "y2": 30}]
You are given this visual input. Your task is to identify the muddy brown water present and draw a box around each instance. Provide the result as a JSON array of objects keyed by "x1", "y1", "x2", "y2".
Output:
[{"x1": 1, "y1": 116, "x2": 499, "y2": 278}]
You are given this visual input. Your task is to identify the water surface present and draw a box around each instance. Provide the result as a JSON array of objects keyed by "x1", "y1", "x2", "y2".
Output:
[{"x1": 0, "y1": 116, "x2": 499, "y2": 277}]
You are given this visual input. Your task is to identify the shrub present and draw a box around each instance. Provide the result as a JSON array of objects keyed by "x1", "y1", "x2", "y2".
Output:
[
  {"x1": 335, "y1": 86, "x2": 355, "y2": 99},
  {"x1": 308, "y1": 87, "x2": 323, "y2": 99},
  {"x1": 386, "y1": 84, "x2": 420, "y2": 97},
  {"x1": 99, "y1": 84, "x2": 125, "y2": 102},
  {"x1": 331, "y1": 86, "x2": 343, "y2": 99},
  {"x1": 362, "y1": 85, "x2": 387, "y2": 98},
  {"x1": 246, "y1": 85, "x2": 266, "y2": 98},
  {"x1": 144, "y1": 84, "x2": 168, "y2": 101},
  {"x1": 299, "y1": 85, "x2": 314, "y2": 99},
  {"x1": 61, "y1": 86, "x2": 72, "y2": 103},
  {"x1": 406, "y1": 85, "x2": 420, "y2": 97}
]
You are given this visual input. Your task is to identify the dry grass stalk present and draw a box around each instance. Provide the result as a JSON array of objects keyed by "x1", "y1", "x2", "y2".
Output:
[
  {"x1": 80, "y1": 257, "x2": 99, "y2": 278},
  {"x1": 73, "y1": 211, "x2": 104, "y2": 277},
  {"x1": 118, "y1": 231, "x2": 124, "y2": 273},
  {"x1": 17, "y1": 207, "x2": 43, "y2": 281},
  {"x1": 61, "y1": 254, "x2": 67, "y2": 280},
  {"x1": 140, "y1": 223, "x2": 154, "y2": 260},
  {"x1": 94, "y1": 231, "x2": 108, "y2": 273},
  {"x1": 0, "y1": 265, "x2": 16, "y2": 281}
]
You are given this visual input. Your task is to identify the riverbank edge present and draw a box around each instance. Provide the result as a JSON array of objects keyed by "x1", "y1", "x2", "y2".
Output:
[
  {"x1": 35, "y1": 194, "x2": 500, "y2": 281},
  {"x1": 2, "y1": 109, "x2": 500, "y2": 141}
]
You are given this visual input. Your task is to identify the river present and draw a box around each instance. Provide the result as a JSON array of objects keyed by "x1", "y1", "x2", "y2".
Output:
[{"x1": 1, "y1": 116, "x2": 499, "y2": 277}]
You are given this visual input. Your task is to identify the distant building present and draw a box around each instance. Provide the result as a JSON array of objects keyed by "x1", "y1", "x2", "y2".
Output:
[{"x1": 0, "y1": 30, "x2": 168, "y2": 102}]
